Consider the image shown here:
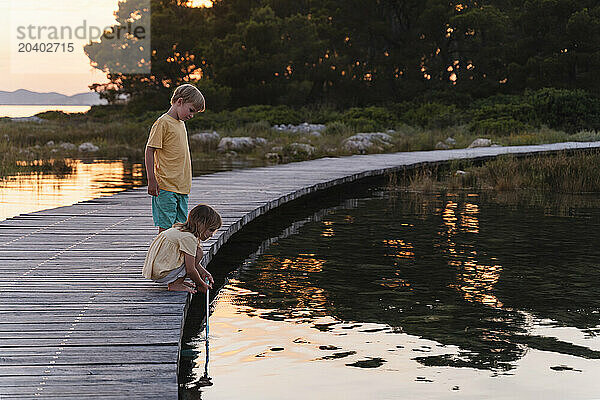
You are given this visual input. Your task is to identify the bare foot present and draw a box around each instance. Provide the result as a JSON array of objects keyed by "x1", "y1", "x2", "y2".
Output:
[{"x1": 168, "y1": 281, "x2": 196, "y2": 293}]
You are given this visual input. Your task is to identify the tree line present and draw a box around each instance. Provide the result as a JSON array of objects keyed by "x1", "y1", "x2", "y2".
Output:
[{"x1": 86, "y1": 0, "x2": 600, "y2": 110}]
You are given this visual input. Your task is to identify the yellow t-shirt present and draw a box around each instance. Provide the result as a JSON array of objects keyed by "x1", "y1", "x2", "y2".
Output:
[
  {"x1": 146, "y1": 113, "x2": 192, "y2": 194},
  {"x1": 143, "y1": 227, "x2": 199, "y2": 280}
]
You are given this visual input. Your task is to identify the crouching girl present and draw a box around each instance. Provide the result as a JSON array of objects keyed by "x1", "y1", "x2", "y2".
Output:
[{"x1": 143, "y1": 204, "x2": 222, "y2": 293}]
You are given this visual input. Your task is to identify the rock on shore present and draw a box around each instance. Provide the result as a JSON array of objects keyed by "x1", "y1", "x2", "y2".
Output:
[
  {"x1": 468, "y1": 138, "x2": 492, "y2": 148},
  {"x1": 342, "y1": 132, "x2": 394, "y2": 154},
  {"x1": 190, "y1": 131, "x2": 220, "y2": 145},
  {"x1": 78, "y1": 142, "x2": 99, "y2": 152},
  {"x1": 217, "y1": 137, "x2": 267, "y2": 152},
  {"x1": 285, "y1": 143, "x2": 316, "y2": 157},
  {"x1": 273, "y1": 122, "x2": 326, "y2": 136}
]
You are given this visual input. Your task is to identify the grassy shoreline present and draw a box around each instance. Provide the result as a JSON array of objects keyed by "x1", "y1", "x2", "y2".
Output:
[
  {"x1": 1, "y1": 101, "x2": 599, "y2": 179},
  {"x1": 389, "y1": 150, "x2": 600, "y2": 194}
]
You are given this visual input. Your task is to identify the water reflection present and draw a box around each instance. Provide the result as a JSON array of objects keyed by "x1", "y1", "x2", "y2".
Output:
[
  {"x1": 438, "y1": 196, "x2": 503, "y2": 308},
  {"x1": 0, "y1": 157, "x2": 267, "y2": 222},
  {"x1": 320, "y1": 221, "x2": 334, "y2": 238},
  {"x1": 0, "y1": 105, "x2": 91, "y2": 118},
  {"x1": 0, "y1": 159, "x2": 143, "y2": 221},
  {"x1": 382, "y1": 239, "x2": 415, "y2": 259},
  {"x1": 181, "y1": 188, "x2": 600, "y2": 398},
  {"x1": 451, "y1": 261, "x2": 503, "y2": 308}
]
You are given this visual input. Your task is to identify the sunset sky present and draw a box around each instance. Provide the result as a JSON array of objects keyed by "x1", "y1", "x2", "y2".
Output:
[
  {"x1": 0, "y1": 0, "x2": 122, "y2": 95},
  {"x1": 0, "y1": 0, "x2": 212, "y2": 96}
]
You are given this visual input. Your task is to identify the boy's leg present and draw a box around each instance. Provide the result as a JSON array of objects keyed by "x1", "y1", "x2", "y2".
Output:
[
  {"x1": 152, "y1": 190, "x2": 178, "y2": 231},
  {"x1": 174, "y1": 193, "x2": 189, "y2": 224},
  {"x1": 168, "y1": 276, "x2": 196, "y2": 293}
]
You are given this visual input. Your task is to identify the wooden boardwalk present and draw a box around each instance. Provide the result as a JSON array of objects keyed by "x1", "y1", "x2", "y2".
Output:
[{"x1": 1, "y1": 141, "x2": 599, "y2": 399}]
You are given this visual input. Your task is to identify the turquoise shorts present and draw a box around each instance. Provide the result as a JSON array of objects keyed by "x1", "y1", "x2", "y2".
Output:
[{"x1": 152, "y1": 190, "x2": 188, "y2": 229}]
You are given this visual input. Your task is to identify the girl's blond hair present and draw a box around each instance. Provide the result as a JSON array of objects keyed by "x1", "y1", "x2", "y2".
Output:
[
  {"x1": 171, "y1": 84, "x2": 205, "y2": 112},
  {"x1": 174, "y1": 204, "x2": 221, "y2": 238}
]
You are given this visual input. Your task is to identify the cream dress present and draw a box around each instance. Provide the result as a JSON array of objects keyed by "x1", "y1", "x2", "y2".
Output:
[{"x1": 143, "y1": 227, "x2": 198, "y2": 281}]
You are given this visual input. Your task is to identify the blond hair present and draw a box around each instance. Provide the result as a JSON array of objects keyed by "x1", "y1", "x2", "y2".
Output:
[
  {"x1": 174, "y1": 204, "x2": 221, "y2": 238},
  {"x1": 170, "y1": 84, "x2": 205, "y2": 112}
]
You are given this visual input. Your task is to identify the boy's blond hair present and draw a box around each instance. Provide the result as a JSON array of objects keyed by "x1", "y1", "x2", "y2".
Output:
[{"x1": 171, "y1": 84, "x2": 205, "y2": 112}]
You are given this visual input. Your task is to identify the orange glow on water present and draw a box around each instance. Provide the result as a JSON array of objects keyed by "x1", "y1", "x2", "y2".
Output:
[
  {"x1": 461, "y1": 202, "x2": 479, "y2": 233},
  {"x1": 280, "y1": 254, "x2": 325, "y2": 273},
  {"x1": 0, "y1": 160, "x2": 143, "y2": 221},
  {"x1": 450, "y1": 261, "x2": 504, "y2": 308},
  {"x1": 0, "y1": 106, "x2": 91, "y2": 118},
  {"x1": 374, "y1": 276, "x2": 412, "y2": 289},
  {"x1": 442, "y1": 200, "x2": 458, "y2": 234},
  {"x1": 321, "y1": 220, "x2": 334, "y2": 237},
  {"x1": 382, "y1": 239, "x2": 415, "y2": 259},
  {"x1": 440, "y1": 198, "x2": 503, "y2": 308}
]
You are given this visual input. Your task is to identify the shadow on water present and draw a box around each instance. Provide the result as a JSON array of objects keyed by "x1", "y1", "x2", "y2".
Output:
[{"x1": 179, "y1": 176, "x2": 600, "y2": 397}]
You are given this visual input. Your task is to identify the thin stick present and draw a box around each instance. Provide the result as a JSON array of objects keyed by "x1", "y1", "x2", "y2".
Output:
[
  {"x1": 203, "y1": 278, "x2": 210, "y2": 379},
  {"x1": 197, "y1": 278, "x2": 213, "y2": 386}
]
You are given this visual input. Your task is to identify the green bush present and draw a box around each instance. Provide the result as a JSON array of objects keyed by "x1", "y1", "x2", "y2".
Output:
[
  {"x1": 469, "y1": 117, "x2": 533, "y2": 135},
  {"x1": 300, "y1": 106, "x2": 342, "y2": 124},
  {"x1": 470, "y1": 93, "x2": 522, "y2": 108},
  {"x1": 568, "y1": 130, "x2": 600, "y2": 142},
  {"x1": 85, "y1": 104, "x2": 129, "y2": 121},
  {"x1": 527, "y1": 88, "x2": 600, "y2": 132},
  {"x1": 233, "y1": 105, "x2": 304, "y2": 125},
  {"x1": 193, "y1": 78, "x2": 232, "y2": 112},
  {"x1": 187, "y1": 110, "x2": 237, "y2": 130},
  {"x1": 469, "y1": 103, "x2": 536, "y2": 124},
  {"x1": 324, "y1": 121, "x2": 353, "y2": 136},
  {"x1": 402, "y1": 103, "x2": 461, "y2": 128},
  {"x1": 345, "y1": 116, "x2": 379, "y2": 132},
  {"x1": 243, "y1": 120, "x2": 272, "y2": 136},
  {"x1": 34, "y1": 111, "x2": 72, "y2": 121},
  {"x1": 136, "y1": 110, "x2": 163, "y2": 125},
  {"x1": 341, "y1": 106, "x2": 397, "y2": 129}
]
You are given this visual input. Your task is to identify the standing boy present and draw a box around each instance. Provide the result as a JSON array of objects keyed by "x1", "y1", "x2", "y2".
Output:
[{"x1": 145, "y1": 84, "x2": 205, "y2": 233}]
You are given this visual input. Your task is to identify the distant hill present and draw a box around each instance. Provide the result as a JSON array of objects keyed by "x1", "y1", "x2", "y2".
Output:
[{"x1": 0, "y1": 89, "x2": 108, "y2": 105}]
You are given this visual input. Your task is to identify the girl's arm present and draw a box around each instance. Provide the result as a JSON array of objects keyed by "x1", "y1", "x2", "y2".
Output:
[
  {"x1": 195, "y1": 246, "x2": 214, "y2": 287},
  {"x1": 184, "y1": 253, "x2": 208, "y2": 292}
]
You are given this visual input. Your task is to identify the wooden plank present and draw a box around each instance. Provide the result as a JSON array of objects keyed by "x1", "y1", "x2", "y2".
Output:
[
  {"x1": 0, "y1": 322, "x2": 183, "y2": 332},
  {"x1": 0, "y1": 383, "x2": 176, "y2": 399},
  {"x1": 0, "y1": 363, "x2": 175, "y2": 377},
  {"x1": 0, "y1": 332, "x2": 181, "y2": 347},
  {"x1": 0, "y1": 343, "x2": 177, "y2": 356},
  {"x1": 1, "y1": 375, "x2": 175, "y2": 387},
  {"x1": 0, "y1": 314, "x2": 183, "y2": 324}
]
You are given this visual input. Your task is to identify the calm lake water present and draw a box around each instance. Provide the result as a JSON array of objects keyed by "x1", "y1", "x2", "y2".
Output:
[
  {"x1": 0, "y1": 105, "x2": 92, "y2": 118},
  {"x1": 0, "y1": 158, "x2": 265, "y2": 221},
  {"x1": 180, "y1": 186, "x2": 600, "y2": 399},
  {"x1": 0, "y1": 159, "x2": 144, "y2": 221}
]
